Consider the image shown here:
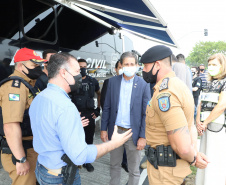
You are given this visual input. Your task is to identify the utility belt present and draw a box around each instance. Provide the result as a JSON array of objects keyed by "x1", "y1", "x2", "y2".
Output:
[
  {"x1": 0, "y1": 137, "x2": 33, "y2": 165},
  {"x1": 145, "y1": 145, "x2": 180, "y2": 169}
]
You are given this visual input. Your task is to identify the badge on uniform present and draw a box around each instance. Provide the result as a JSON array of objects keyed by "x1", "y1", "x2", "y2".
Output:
[
  {"x1": 159, "y1": 78, "x2": 169, "y2": 91},
  {"x1": 157, "y1": 93, "x2": 171, "y2": 112},
  {"x1": 9, "y1": 94, "x2": 20, "y2": 101},
  {"x1": 11, "y1": 79, "x2": 21, "y2": 88}
]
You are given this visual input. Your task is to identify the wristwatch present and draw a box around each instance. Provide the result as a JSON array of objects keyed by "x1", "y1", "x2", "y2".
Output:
[
  {"x1": 189, "y1": 155, "x2": 196, "y2": 165},
  {"x1": 15, "y1": 156, "x2": 27, "y2": 163}
]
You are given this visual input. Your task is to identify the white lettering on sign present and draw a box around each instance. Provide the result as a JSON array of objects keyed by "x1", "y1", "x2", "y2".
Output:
[
  {"x1": 89, "y1": 73, "x2": 106, "y2": 78},
  {"x1": 77, "y1": 56, "x2": 106, "y2": 69}
]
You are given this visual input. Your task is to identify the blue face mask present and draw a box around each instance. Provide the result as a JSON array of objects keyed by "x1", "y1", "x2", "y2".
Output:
[{"x1": 123, "y1": 66, "x2": 137, "y2": 77}]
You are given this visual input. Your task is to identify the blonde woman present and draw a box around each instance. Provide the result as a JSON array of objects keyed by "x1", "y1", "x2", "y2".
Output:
[{"x1": 196, "y1": 53, "x2": 226, "y2": 185}]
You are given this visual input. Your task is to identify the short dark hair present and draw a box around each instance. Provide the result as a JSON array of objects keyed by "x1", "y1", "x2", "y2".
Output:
[
  {"x1": 115, "y1": 60, "x2": 120, "y2": 69},
  {"x1": 120, "y1": 51, "x2": 138, "y2": 65},
  {"x1": 200, "y1": 64, "x2": 205, "y2": 67},
  {"x1": 47, "y1": 53, "x2": 77, "y2": 79},
  {"x1": 42, "y1": 49, "x2": 57, "y2": 59},
  {"x1": 176, "y1": 54, "x2": 185, "y2": 62},
  {"x1": 78, "y1": 58, "x2": 88, "y2": 65},
  {"x1": 171, "y1": 54, "x2": 178, "y2": 63}
]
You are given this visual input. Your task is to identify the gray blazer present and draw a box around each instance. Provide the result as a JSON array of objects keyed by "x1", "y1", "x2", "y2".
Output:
[{"x1": 101, "y1": 74, "x2": 151, "y2": 146}]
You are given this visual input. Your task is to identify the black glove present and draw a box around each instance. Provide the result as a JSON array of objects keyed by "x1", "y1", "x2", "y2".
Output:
[{"x1": 93, "y1": 107, "x2": 100, "y2": 117}]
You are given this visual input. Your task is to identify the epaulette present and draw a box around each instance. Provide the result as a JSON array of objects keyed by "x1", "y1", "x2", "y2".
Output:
[{"x1": 159, "y1": 77, "x2": 169, "y2": 91}]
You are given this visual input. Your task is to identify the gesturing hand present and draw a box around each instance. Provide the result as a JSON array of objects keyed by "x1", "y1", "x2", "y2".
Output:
[{"x1": 111, "y1": 126, "x2": 133, "y2": 149}]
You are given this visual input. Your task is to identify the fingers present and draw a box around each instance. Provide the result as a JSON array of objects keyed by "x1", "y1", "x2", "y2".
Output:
[
  {"x1": 113, "y1": 125, "x2": 118, "y2": 134},
  {"x1": 123, "y1": 130, "x2": 133, "y2": 142},
  {"x1": 195, "y1": 153, "x2": 209, "y2": 169},
  {"x1": 101, "y1": 131, "x2": 108, "y2": 142},
  {"x1": 136, "y1": 144, "x2": 145, "y2": 150},
  {"x1": 196, "y1": 161, "x2": 208, "y2": 169},
  {"x1": 200, "y1": 153, "x2": 210, "y2": 163},
  {"x1": 91, "y1": 113, "x2": 97, "y2": 119},
  {"x1": 101, "y1": 136, "x2": 108, "y2": 142},
  {"x1": 17, "y1": 170, "x2": 29, "y2": 176}
]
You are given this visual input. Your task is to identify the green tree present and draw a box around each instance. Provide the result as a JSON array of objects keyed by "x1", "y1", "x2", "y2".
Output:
[{"x1": 186, "y1": 41, "x2": 226, "y2": 67}]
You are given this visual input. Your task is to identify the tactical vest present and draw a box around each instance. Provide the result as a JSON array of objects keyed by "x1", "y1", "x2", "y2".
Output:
[
  {"x1": 71, "y1": 76, "x2": 95, "y2": 111},
  {"x1": 0, "y1": 76, "x2": 39, "y2": 136},
  {"x1": 200, "y1": 79, "x2": 226, "y2": 132}
]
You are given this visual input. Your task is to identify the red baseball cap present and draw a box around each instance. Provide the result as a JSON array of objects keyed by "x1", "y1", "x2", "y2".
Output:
[{"x1": 14, "y1": 48, "x2": 47, "y2": 63}]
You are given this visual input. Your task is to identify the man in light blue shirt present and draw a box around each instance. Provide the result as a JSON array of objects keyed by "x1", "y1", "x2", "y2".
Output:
[
  {"x1": 115, "y1": 77, "x2": 134, "y2": 128},
  {"x1": 29, "y1": 53, "x2": 132, "y2": 185}
]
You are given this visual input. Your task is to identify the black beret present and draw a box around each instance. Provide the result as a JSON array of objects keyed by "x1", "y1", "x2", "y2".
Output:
[{"x1": 140, "y1": 45, "x2": 172, "y2": 64}]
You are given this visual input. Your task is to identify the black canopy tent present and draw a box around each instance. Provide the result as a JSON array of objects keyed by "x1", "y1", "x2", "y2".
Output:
[{"x1": 0, "y1": 0, "x2": 177, "y2": 51}]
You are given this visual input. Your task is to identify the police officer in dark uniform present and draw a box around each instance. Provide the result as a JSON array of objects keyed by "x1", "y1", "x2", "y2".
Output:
[{"x1": 70, "y1": 58, "x2": 101, "y2": 172}]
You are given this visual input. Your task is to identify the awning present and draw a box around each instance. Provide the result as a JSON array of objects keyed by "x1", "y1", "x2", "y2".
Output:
[{"x1": 54, "y1": 0, "x2": 178, "y2": 47}]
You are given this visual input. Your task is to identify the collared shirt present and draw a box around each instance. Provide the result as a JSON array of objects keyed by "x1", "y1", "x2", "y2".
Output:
[
  {"x1": 29, "y1": 83, "x2": 97, "y2": 169},
  {"x1": 145, "y1": 71, "x2": 194, "y2": 148},
  {"x1": 115, "y1": 76, "x2": 134, "y2": 128},
  {"x1": 0, "y1": 70, "x2": 36, "y2": 140}
]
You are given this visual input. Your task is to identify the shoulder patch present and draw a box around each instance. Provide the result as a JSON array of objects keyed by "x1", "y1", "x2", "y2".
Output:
[
  {"x1": 159, "y1": 78, "x2": 169, "y2": 91},
  {"x1": 11, "y1": 79, "x2": 21, "y2": 88},
  {"x1": 9, "y1": 94, "x2": 20, "y2": 101},
  {"x1": 157, "y1": 93, "x2": 171, "y2": 112}
]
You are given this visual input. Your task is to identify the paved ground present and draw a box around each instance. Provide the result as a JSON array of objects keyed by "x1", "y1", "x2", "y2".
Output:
[{"x1": 0, "y1": 122, "x2": 196, "y2": 185}]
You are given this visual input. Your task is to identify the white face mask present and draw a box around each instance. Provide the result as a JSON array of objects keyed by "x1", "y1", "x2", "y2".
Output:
[
  {"x1": 118, "y1": 69, "x2": 123, "y2": 75},
  {"x1": 123, "y1": 66, "x2": 137, "y2": 77},
  {"x1": 208, "y1": 65, "x2": 221, "y2": 76}
]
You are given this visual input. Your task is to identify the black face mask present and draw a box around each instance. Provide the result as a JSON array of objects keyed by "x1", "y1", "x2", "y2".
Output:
[
  {"x1": 65, "y1": 70, "x2": 82, "y2": 92},
  {"x1": 142, "y1": 63, "x2": 159, "y2": 84},
  {"x1": 200, "y1": 69, "x2": 204, "y2": 72},
  {"x1": 22, "y1": 64, "x2": 43, "y2": 80},
  {"x1": 80, "y1": 68, "x2": 87, "y2": 77}
]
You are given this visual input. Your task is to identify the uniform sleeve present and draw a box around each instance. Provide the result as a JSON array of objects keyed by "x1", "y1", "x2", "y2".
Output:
[
  {"x1": 1, "y1": 82, "x2": 27, "y2": 124},
  {"x1": 194, "y1": 78, "x2": 202, "y2": 89},
  {"x1": 94, "y1": 78, "x2": 100, "y2": 92},
  {"x1": 154, "y1": 92, "x2": 188, "y2": 131},
  {"x1": 57, "y1": 105, "x2": 97, "y2": 165}
]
